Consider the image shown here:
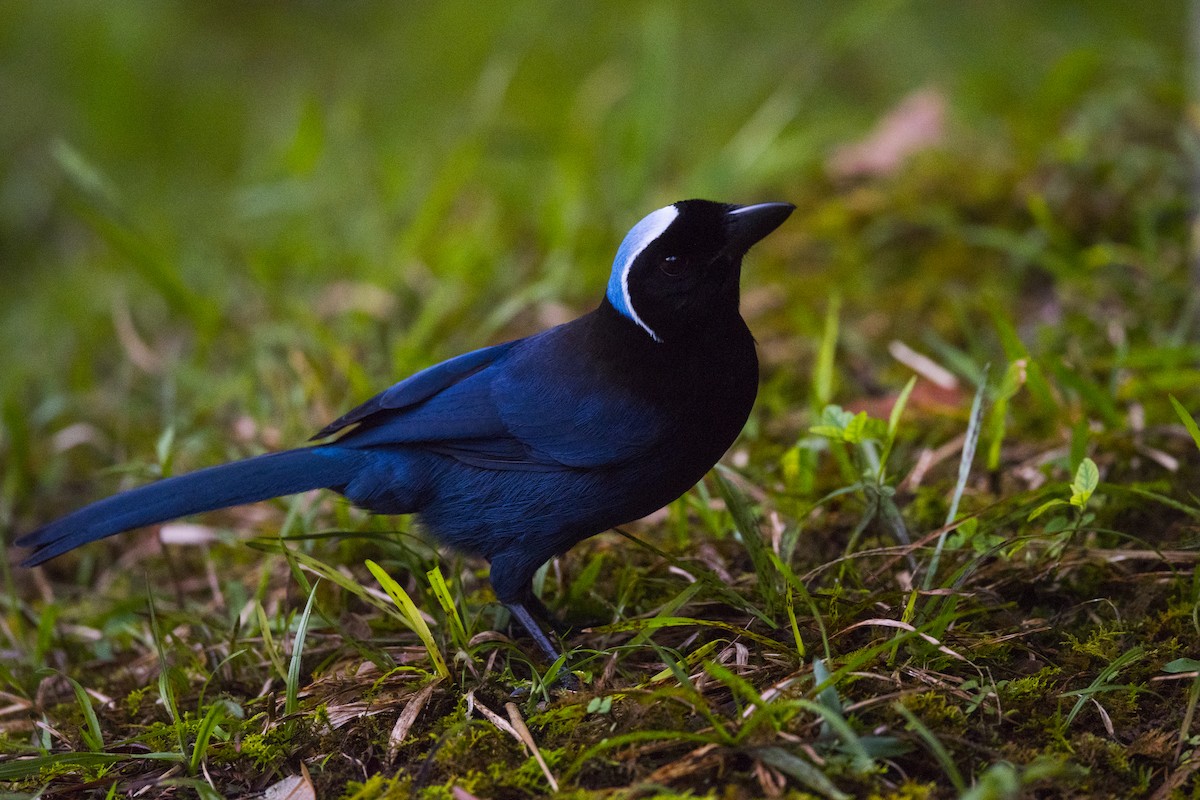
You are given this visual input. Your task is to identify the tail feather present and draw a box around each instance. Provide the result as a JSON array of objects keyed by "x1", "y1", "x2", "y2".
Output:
[{"x1": 17, "y1": 446, "x2": 364, "y2": 566}]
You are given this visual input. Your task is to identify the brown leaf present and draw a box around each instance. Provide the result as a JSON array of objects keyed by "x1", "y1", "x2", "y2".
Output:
[
  {"x1": 261, "y1": 767, "x2": 316, "y2": 800},
  {"x1": 828, "y1": 88, "x2": 946, "y2": 179}
]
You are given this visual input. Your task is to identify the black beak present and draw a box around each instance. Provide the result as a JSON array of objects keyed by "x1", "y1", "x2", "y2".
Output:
[{"x1": 724, "y1": 202, "x2": 795, "y2": 255}]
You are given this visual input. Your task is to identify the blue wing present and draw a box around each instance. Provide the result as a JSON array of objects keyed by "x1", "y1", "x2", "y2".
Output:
[
  {"x1": 312, "y1": 341, "x2": 517, "y2": 441},
  {"x1": 319, "y1": 325, "x2": 666, "y2": 471}
]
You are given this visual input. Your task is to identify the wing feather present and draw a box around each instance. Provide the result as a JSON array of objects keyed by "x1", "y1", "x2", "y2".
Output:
[{"x1": 316, "y1": 321, "x2": 669, "y2": 471}]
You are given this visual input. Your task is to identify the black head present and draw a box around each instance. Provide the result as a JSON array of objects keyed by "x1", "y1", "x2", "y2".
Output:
[{"x1": 605, "y1": 199, "x2": 794, "y2": 342}]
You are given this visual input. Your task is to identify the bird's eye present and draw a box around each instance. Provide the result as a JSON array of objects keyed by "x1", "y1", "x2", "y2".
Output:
[{"x1": 659, "y1": 255, "x2": 682, "y2": 277}]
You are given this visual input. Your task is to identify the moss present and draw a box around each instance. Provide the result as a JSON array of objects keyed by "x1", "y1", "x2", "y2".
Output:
[
  {"x1": 899, "y1": 691, "x2": 968, "y2": 736},
  {"x1": 1064, "y1": 625, "x2": 1129, "y2": 663},
  {"x1": 339, "y1": 774, "x2": 412, "y2": 800},
  {"x1": 239, "y1": 727, "x2": 312, "y2": 771},
  {"x1": 122, "y1": 685, "x2": 152, "y2": 716},
  {"x1": 1001, "y1": 666, "x2": 1063, "y2": 706},
  {"x1": 865, "y1": 783, "x2": 937, "y2": 800}
]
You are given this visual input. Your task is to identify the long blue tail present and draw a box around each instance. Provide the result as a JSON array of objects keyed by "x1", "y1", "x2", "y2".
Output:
[{"x1": 17, "y1": 446, "x2": 366, "y2": 566}]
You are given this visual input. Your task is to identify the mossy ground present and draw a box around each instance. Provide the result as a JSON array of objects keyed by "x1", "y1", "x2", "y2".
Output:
[{"x1": 1, "y1": 2, "x2": 1197, "y2": 798}]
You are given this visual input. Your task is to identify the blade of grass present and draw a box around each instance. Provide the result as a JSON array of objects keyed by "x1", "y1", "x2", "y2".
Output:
[
  {"x1": 1050, "y1": 358, "x2": 1122, "y2": 428},
  {"x1": 189, "y1": 698, "x2": 242, "y2": 775},
  {"x1": 590, "y1": 615, "x2": 785, "y2": 652},
  {"x1": 366, "y1": 560, "x2": 449, "y2": 678},
  {"x1": 612, "y1": 526, "x2": 775, "y2": 627},
  {"x1": 255, "y1": 600, "x2": 288, "y2": 684},
  {"x1": 769, "y1": 552, "x2": 831, "y2": 660},
  {"x1": 785, "y1": 584, "x2": 805, "y2": 659},
  {"x1": 893, "y1": 701, "x2": 965, "y2": 793},
  {"x1": 629, "y1": 580, "x2": 706, "y2": 649},
  {"x1": 0, "y1": 752, "x2": 183, "y2": 781},
  {"x1": 645, "y1": 639, "x2": 723, "y2": 684},
  {"x1": 704, "y1": 659, "x2": 767, "y2": 712},
  {"x1": 1170, "y1": 395, "x2": 1200, "y2": 451},
  {"x1": 426, "y1": 565, "x2": 469, "y2": 650},
  {"x1": 59, "y1": 673, "x2": 104, "y2": 752},
  {"x1": 813, "y1": 294, "x2": 841, "y2": 410},
  {"x1": 924, "y1": 364, "x2": 988, "y2": 589},
  {"x1": 984, "y1": 359, "x2": 1026, "y2": 471},
  {"x1": 714, "y1": 469, "x2": 779, "y2": 616},
  {"x1": 147, "y1": 591, "x2": 185, "y2": 759},
  {"x1": 1063, "y1": 646, "x2": 1146, "y2": 728},
  {"x1": 286, "y1": 580, "x2": 320, "y2": 717},
  {"x1": 879, "y1": 375, "x2": 917, "y2": 478},
  {"x1": 564, "y1": 729, "x2": 717, "y2": 781}
]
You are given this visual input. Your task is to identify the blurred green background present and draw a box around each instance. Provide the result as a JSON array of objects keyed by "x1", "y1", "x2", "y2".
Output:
[
  {"x1": 0, "y1": 1, "x2": 1189, "y2": 523},
  {"x1": 0, "y1": 5, "x2": 1196, "y2": 795}
]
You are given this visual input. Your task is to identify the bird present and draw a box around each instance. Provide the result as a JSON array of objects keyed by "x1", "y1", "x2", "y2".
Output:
[{"x1": 17, "y1": 199, "x2": 794, "y2": 666}]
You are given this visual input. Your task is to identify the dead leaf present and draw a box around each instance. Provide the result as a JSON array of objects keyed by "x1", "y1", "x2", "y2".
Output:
[
  {"x1": 389, "y1": 681, "x2": 437, "y2": 758},
  {"x1": 828, "y1": 87, "x2": 946, "y2": 179},
  {"x1": 261, "y1": 767, "x2": 315, "y2": 800}
]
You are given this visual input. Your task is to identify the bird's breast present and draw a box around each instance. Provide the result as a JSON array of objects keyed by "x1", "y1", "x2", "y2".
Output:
[{"x1": 606, "y1": 318, "x2": 758, "y2": 472}]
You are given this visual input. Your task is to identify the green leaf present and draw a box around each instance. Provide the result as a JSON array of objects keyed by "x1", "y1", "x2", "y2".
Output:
[
  {"x1": 753, "y1": 746, "x2": 850, "y2": 800},
  {"x1": 810, "y1": 405, "x2": 885, "y2": 444},
  {"x1": 1169, "y1": 395, "x2": 1200, "y2": 452},
  {"x1": 817, "y1": 404, "x2": 854, "y2": 431},
  {"x1": 155, "y1": 426, "x2": 176, "y2": 475},
  {"x1": 842, "y1": 411, "x2": 886, "y2": 444},
  {"x1": 1163, "y1": 658, "x2": 1200, "y2": 673},
  {"x1": 586, "y1": 696, "x2": 613, "y2": 714},
  {"x1": 1070, "y1": 457, "x2": 1099, "y2": 508},
  {"x1": 809, "y1": 425, "x2": 846, "y2": 439},
  {"x1": 1028, "y1": 499, "x2": 1068, "y2": 521}
]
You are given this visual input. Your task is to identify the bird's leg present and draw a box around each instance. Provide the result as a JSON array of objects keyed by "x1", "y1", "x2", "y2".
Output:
[
  {"x1": 523, "y1": 590, "x2": 569, "y2": 636},
  {"x1": 505, "y1": 599, "x2": 581, "y2": 691},
  {"x1": 490, "y1": 553, "x2": 580, "y2": 686},
  {"x1": 504, "y1": 600, "x2": 565, "y2": 665}
]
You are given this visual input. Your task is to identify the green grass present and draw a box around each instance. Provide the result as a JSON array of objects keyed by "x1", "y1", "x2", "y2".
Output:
[{"x1": 2, "y1": 1, "x2": 1198, "y2": 797}]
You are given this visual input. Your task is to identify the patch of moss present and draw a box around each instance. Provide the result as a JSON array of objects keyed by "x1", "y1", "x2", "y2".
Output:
[
  {"x1": 122, "y1": 685, "x2": 152, "y2": 716},
  {"x1": 899, "y1": 691, "x2": 967, "y2": 736},
  {"x1": 339, "y1": 773, "x2": 412, "y2": 800},
  {"x1": 1065, "y1": 624, "x2": 1129, "y2": 663},
  {"x1": 239, "y1": 726, "x2": 312, "y2": 771},
  {"x1": 865, "y1": 782, "x2": 937, "y2": 800}
]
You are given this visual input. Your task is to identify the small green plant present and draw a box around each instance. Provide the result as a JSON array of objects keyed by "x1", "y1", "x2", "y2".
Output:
[
  {"x1": 1028, "y1": 457, "x2": 1101, "y2": 558},
  {"x1": 807, "y1": 384, "x2": 917, "y2": 558}
]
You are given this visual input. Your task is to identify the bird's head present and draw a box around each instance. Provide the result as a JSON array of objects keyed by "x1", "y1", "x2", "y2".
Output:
[{"x1": 605, "y1": 199, "x2": 794, "y2": 342}]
